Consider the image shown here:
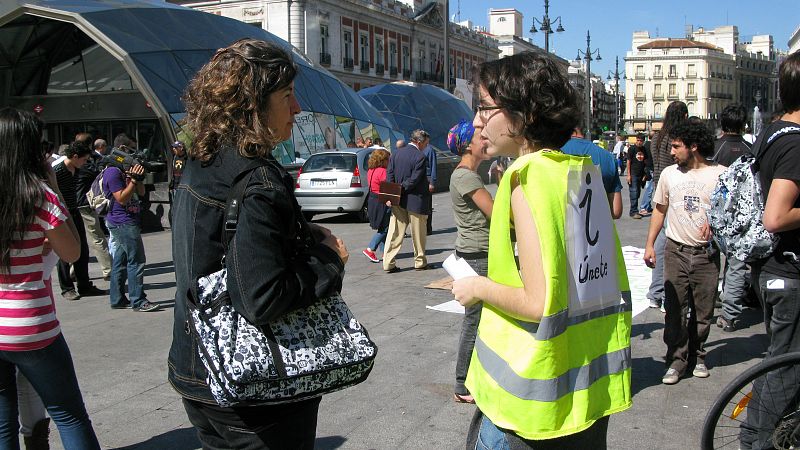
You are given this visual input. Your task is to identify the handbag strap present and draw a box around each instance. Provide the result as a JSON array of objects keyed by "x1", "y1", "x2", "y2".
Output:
[{"x1": 222, "y1": 167, "x2": 260, "y2": 254}]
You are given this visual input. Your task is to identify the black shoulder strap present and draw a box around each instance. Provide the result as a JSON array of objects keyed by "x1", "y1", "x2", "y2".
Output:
[
  {"x1": 222, "y1": 167, "x2": 260, "y2": 253},
  {"x1": 752, "y1": 125, "x2": 800, "y2": 170}
]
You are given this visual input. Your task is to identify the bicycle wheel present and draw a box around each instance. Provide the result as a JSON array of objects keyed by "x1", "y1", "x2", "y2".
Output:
[{"x1": 701, "y1": 352, "x2": 800, "y2": 449}]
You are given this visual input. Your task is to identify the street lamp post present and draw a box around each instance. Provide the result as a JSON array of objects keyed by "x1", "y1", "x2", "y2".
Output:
[
  {"x1": 529, "y1": 0, "x2": 565, "y2": 53},
  {"x1": 576, "y1": 30, "x2": 601, "y2": 141},
  {"x1": 607, "y1": 55, "x2": 624, "y2": 138}
]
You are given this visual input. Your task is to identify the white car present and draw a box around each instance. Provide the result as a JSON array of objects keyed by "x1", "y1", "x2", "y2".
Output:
[{"x1": 294, "y1": 148, "x2": 373, "y2": 222}]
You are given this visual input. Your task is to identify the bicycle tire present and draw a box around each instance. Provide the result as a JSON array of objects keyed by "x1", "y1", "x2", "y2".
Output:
[{"x1": 701, "y1": 351, "x2": 800, "y2": 449}]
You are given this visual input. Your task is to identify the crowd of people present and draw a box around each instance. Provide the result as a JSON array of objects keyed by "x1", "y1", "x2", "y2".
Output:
[{"x1": 0, "y1": 36, "x2": 798, "y2": 449}]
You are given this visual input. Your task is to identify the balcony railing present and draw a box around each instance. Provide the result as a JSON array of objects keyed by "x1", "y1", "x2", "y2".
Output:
[
  {"x1": 667, "y1": 93, "x2": 679, "y2": 100},
  {"x1": 375, "y1": 63, "x2": 384, "y2": 75},
  {"x1": 634, "y1": 93, "x2": 646, "y2": 101},
  {"x1": 319, "y1": 53, "x2": 331, "y2": 66},
  {"x1": 634, "y1": 74, "x2": 645, "y2": 80},
  {"x1": 686, "y1": 93, "x2": 697, "y2": 100},
  {"x1": 668, "y1": 72, "x2": 678, "y2": 78},
  {"x1": 343, "y1": 58, "x2": 354, "y2": 69},
  {"x1": 360, "y1": 61, "x2": 370, "y2": 72},
  {"x1": 389, "y1": 66, "x2": 398, "y2": 77},
  {"x1": 652, "y1": 94, "x2": 664, "y2": 100},
  {"x1": 653, "y1": 73, "x2": 663, "y2": 79},
  {"x1": 686, "y1": 73, "x2": 697, "y2": 79}
]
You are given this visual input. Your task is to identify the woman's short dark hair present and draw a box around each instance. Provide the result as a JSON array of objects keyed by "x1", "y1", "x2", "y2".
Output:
[
  {"x1": 478, "y1": 52, "x2": 579, "y2": 149},
  {"x1": 669, "y1": 120, "x2": 714, "y2": 158},
  {"x1": 183, "y1": 39, "x2": 298, "y2": 162},
  {"x1": 779, "y1": 51, "x2": 800, "y2": 112},
  {"x1": 720, "y1": 104, "x2": 747, "y2": 133}
]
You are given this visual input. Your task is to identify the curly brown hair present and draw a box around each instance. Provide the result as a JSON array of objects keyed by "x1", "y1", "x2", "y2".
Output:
[
  {"x1": 368, "y1": 148, "x2": 390, "y2": 169},
  {"x1": 183, "y1": 39, "x2": 297, "y2": 162}
]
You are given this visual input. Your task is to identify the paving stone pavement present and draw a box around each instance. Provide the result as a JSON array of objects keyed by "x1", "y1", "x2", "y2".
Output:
[{"x1": 43, "y1": 177, "x2": 770, "y2": 449}]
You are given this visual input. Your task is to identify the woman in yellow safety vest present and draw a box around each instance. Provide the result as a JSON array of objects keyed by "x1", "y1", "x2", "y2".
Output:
[{"x1": 452, "y1": 52, "x2": 632, "y2": 449}]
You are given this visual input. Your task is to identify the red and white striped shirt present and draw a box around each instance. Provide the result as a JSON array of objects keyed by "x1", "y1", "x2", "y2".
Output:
[{"x1": 0, "y1": 184, "x2": 67, "y2": 351}]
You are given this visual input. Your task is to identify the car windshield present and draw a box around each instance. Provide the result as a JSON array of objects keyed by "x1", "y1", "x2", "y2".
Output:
[{"x1": 303, "y1": 153, "x2": 358, "y2": 173}]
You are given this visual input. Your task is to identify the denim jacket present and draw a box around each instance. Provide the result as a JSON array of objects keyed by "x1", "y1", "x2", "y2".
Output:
[{"x1": 168, "y1": 147, "x2": 344, "y2": 404}]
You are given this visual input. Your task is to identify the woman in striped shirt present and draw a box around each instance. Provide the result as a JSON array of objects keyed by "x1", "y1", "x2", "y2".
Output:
[{"x1": 0, "y1": 107, "x2": 100, "y2": 449}]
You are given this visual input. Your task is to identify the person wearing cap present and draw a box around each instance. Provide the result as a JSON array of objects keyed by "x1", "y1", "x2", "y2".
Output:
[{"x1": 447, "y1": 119, "x2": 493, "y2": 404}]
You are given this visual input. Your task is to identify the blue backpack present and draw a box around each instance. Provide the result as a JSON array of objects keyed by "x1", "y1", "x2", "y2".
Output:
[{"x1": 708, "y1": 125, "x2": 800, "y2": 262}]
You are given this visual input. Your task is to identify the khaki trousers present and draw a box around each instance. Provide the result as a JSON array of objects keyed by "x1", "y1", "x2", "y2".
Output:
[
  {"x1": 382, "y1": 206, "x2": 427, "y2": 271},
  {"x1": 79, "y1": 206, "x2": 112, "y2": 277}
]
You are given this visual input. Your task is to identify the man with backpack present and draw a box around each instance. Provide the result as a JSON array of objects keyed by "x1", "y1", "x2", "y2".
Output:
[
  {"x1": 739, "y1": 51, "x2": 800, "y2": 449},
  {"x1": 712, "y1": 105, "x2": 753, "y2": 332},
  {"x1": 643, "y1": 120, "x2": 726, "y2": 385},
  {"x1": 76, "y1": 138, "x2": 113, "y2": 280}
]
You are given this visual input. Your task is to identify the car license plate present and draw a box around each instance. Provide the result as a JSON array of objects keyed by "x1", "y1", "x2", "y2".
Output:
[{"x1": 311, "y1": 179, "x2": 336, "y2": 188}]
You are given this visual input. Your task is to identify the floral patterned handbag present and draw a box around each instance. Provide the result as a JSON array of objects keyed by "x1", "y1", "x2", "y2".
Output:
[{"x1": 187, "y1": 168, "x2": 377, "y2": 407}]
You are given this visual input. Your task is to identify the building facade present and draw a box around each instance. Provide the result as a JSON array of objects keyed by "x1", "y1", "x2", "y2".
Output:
[
  {"x1": 790, "y1": 25, "x2": 800, "y2": 55},
  {"x1": 170, "y1": 0, "x2": 499, "y2": 92},
  {"x1": 624, "y1": 26, "x2": 776, "y2": 133}
]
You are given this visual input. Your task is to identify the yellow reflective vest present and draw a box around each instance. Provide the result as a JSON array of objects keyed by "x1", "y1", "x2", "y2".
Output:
[{"x1": 465, "y1": 150, "x2": 632, "y2": 440}]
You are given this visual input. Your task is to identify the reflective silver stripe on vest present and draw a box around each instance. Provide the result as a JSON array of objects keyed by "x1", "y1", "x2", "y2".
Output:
[
  {"x1": 513, "y1": 292, "x2": 632, "y2": 341},
  {"x1": 475, "y1": 338, "x2": 631, "y2": 402}
]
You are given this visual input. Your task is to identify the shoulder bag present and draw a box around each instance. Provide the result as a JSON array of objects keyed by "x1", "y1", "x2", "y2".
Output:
[{"x1": 187, "y1": 166, "x2": 378, "y2": 407}]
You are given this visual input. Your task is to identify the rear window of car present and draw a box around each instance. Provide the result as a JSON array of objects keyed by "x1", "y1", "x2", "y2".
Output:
[{"x1": 303, "y1": 153, "x2": 357, "y2": 173}]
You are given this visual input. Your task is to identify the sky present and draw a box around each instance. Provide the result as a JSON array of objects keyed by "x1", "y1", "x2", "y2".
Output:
[{"x1": 453, "y1": 0, "x2": 798, "y2": 86}]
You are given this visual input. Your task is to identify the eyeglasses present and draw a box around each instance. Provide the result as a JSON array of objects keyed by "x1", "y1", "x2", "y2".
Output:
[{"x1": 476, "y1": 105, "x2": 503, "y2": 122}]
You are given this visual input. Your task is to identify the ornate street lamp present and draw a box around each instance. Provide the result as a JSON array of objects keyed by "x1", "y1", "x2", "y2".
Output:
[
  {"x1": 529, "y1": 0, "x2": 565, "y2": 53},
  {"x1": 576, "y1": 30, "x2": 601, "y2": 140}
]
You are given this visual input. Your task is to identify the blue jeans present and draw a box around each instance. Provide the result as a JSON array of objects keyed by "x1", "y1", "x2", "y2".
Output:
[
  {"x1": 628, "y1": 181, "x2": 641, "y2": 216},
  {"x1": 107, "y1": 222, "x2": 146, "y2": 308},
  {"x1": 639, "y1": 177, "x2": 654, "y2": 212},
  {"x1": 368, "y1": 230, "x2": 387, "y2": 254},
  {"x1": 0, "y1": 335, "x2": 99, "y2": 449},
  {"x1": 455, "y1": 257, "x2": 487, "y2": 396},
  {"x1": 474, "y1": 412, "x2": 609, "y2": 449},
  {"x1": 647, "y1": 227, "x2": 666, "y2": 305},
  {"x1": 720, "y1": 253, "x2": 749, "y2": 322}
]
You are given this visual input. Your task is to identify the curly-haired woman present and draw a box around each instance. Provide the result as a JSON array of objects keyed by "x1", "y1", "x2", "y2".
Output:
[
  {"x1": 0, "y1": 107, "x2": 100, "y2": 449},
  {"x1": 363, "y1": 148, "x2": 390, "y2": 262},
  {"x1": 169, "y1": 39, "x2": 348, "y2": 448},
  {"x1": 452, "y1": 52, "x2": 631, "y2": 448}
]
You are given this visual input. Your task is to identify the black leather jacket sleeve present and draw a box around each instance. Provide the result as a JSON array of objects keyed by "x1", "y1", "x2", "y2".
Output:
[{"x1": 226, "y1": 167, "x2": 344, "y2": 326}]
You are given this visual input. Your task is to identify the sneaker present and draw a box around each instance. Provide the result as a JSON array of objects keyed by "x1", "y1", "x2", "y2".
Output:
[
  {"x1": 716, "y1": 316, "x2": 736, "y2": 332},
  {"x1": 648, "y1": 298, "x2": 662, "y2": 308},
  {"x1": 133, "y1": 301, "x2": 160, "y2": 312},
  {"x1": 79, "y1": 285, "x2": 107, "y2": 297},
  {"x1": 693, "y1": 364, "x2": 710, "y2": 378},
  {"x1": 110, "y1": 300, "x2": 131, "y2": 310},
  {"x1": 630, "y1": 213, "x2": 643, "y2": 219},
  {"x1": 62, "y1": 290, "x2": 80, "y2": 301},
  {"x1": 362, "y1": 248, "x2": 379, "y2": 263},
  {"x1": 662, "y1": 368, "x2": 680, "y2": 385},
  {"x1": 660, "y1": 303, "x2": 666, "y2": 313}
]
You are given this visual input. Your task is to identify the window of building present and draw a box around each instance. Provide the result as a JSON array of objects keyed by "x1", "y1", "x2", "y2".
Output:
[
  {"x1": 654, "y1": 103, "x2": 662, "y2": 118},
  {"x1": 687, "y1": 63, "x2": 696, "y2": 77},
  {"x1": 688, "y1": 102, "x2": 695, "y2": 115},
  {"x1": 389, "y1": 41, "x2": 397, "y2": 68},
  {"x1": 359, "y1": 33, "x2": 369, "y2": 63},
  {"x1": 430, "y1": 51, "x2": 436, "y2": 73},
  {"x1": 343, "y1": 30, "x2": 352, "y2": 60},
  {"x1": 320, "y1": 24, "x2": 329, "y2": 55},
  {"x1": 402, "y1": 45, "x2": 409, "y2": 69},
  {"x1": 669, "y1": 83, "x2": 676, "y2": 96},
  {"x1": 375, "y1": 38, "x2": 384, "y2": 65},
  {"x1": 636, "y1": 103, "x2": 644, "y2": 117},
  {"x1": 635, "y1": 84, "x2": 644, "y2": 95},
  {"x1": 669, "y1": 64, "x2": 677, "y2": 77},
  {"x1": 457, "y1": 58, "x2": 463, "y2": 78},
  {"x1": 688, "y1": 83, "x2": 695, "y2": 95},
  {"x1": 498, "y1": 17, "x2": 506, "y2": 22},
  {"x1": 636, "y1": 65, "x2": 644, "y2": 78},
  {"x1": 654, "y1": 84, "x2": 662, "y2": 97},
  {"x1": 654, "y1": 65, "x2": 662, "y2": 77}
]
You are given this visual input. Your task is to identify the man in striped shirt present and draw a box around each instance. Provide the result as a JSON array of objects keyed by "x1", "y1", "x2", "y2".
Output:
[{"x1": 52, "y1": 141, "x2": 106, "y2": 301}]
